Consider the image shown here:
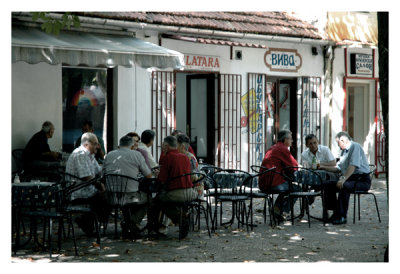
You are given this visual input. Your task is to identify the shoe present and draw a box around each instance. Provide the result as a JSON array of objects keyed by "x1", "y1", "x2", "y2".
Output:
[
  {"x1": 332, "y1": 217, "x2": 347, "y2": 225},
  {"x1": 273, "y1": 206, "x2": 284, "y2": 222},
  {"x1": 75, "y1": 216, "x2": 94, "y2": 236}
]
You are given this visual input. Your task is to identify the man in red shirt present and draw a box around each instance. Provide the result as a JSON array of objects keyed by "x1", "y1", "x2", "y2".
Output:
[
  {"x1": 259, "y1": 129, "x2": 300, "y2": 220},
  {"x1": 152, "y1": 135, "x2": 197, "y2": 239}
]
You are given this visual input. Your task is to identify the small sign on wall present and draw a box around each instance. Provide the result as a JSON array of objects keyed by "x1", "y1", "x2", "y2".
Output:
[
  {"x1": 350, "y1": 53, "x2": 373, "y2": 75},
  {"x1": 264, "y1": 48, "x2": 302, "y2": 72}
]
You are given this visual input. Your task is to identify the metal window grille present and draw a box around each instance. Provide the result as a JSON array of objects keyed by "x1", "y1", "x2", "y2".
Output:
[
  {"x1": 218, "y1": 74, "x2": 242, "y2": 169},
  {"x1": 151, "y1": 71, "x2": 176, "y2": 161},
  {"x1": 246, "y1": 73, "x2": 267, "y2": 170},
  {"x1": 301, "y1": 77, "x2": 322, "y2": 152}
]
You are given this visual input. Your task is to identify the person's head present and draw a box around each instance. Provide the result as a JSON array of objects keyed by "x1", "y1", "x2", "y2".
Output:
[
  {"x1": 42, "y1": 121, "x2": 55, "y2": 138},
  {"x1": 277, "y1": 129, "x2": 293, "y2": 147},
  {"x1": 335, "y1": 131, "x2": 352, "y2": 150},
  {"x1": 126, "y1": 132, "x2": 140, "y2": 149},
  {"x1": 81, "y1": 121, "x2": 94, "y2": 133},
  {"x1": 119, "y1": 135, "x2": 135, "y2": 150},
  {"x1": 162, "y1": 135, "x2": 177, "y2": 152},
  {"x1": 141, "y1": 130, "x2": 155, "y2": 147},
  {"x1": 171, "y1": 129, "x2": 184, "y2": 137},
  {"x1": 176, "y1": 134, "x2": 190, "y2": 153},
  {"x1": 305, "y1": 134, "x2": 319, "y2": 154},
  {"x1": 81, "y1": 132, "x2": 99, "y2": 154}
]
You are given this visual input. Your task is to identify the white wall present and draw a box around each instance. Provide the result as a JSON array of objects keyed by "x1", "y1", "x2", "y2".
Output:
[{"x1": 12, "y1": 62, "x2": 62, "y2": 150}]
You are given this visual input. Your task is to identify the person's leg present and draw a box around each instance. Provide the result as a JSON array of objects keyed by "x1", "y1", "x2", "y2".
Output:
[{"x1": 336, "y1": 178, "x2": 371, "y2": 219}]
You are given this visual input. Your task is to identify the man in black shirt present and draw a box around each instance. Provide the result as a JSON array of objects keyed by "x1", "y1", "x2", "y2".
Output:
[{"x1": 23, "y1": 121, "x2": 60, "y2": 171}]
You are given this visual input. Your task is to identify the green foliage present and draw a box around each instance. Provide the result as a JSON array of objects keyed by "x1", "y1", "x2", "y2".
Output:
[{"x1": 31, "y1": 12, "x2": 80, "y2": 35}]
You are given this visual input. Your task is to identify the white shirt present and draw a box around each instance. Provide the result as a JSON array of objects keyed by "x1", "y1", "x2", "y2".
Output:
[
  {"x1": 301, "y1": 145, "x2": 335, "y2": 165},
  {"x1": 65, "y1": 145, "x2": 102, "y2": 200},
  {"x1": 103, "y1": 147, "x2": 152, "y2": 192},
  {"x1": 137, "y1": 142, "x2": 158, "y2": 168}
]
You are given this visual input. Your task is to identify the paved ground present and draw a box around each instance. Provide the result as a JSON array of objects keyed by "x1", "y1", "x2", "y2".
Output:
[{"x1": 11, "y1": 177, "x2": 389, "y2": 264}]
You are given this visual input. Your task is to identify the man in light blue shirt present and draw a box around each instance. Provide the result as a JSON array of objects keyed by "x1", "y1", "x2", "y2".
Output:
[{"x1": 320, "y1": 131, "x2": 371, "y2": 225}]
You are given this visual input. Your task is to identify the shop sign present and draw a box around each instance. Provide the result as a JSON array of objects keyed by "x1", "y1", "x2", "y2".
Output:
[
  {"x1": 184, "y1": 54, "x2": 220, "y2": 71},
  {"x1": 350, "y1": 53, "x2": 373, "y2": 75},
  {"x1": 264, "y1": 48, "x2": 302, "y2": 72}
]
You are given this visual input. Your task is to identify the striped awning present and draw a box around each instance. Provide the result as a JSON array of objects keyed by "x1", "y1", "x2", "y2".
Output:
[{"x1": 12, "y1": 26, "x2": 184, "y2": 69}]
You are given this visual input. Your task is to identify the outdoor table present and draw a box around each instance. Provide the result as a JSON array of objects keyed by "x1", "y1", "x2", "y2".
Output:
[{"x1": 12, "y1": 181, "x2": 61, "y2": 251}]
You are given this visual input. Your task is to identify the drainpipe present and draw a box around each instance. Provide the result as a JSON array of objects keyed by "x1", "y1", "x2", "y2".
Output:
[{"x1": 13, "y1": 12, "x2": 333, "y2": 46}]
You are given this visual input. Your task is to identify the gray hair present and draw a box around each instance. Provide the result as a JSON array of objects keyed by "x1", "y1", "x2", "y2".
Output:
[
  {"x1": 81, "y1": 132, "x2": 97, "y2": 145},
  {"x1": 41, "y1": 121, "x2": 54, "y2": 133},
  {"x1": 176, "y1": 134, "x2": 190, "y2": 151},
  {"x1": 277, "y1": 129, "x2": 292, "y2": 142},
  {"x1": 163, "y1": 135, "x2": 177, "y2": 148},
  {"x1": 119, "y1": 135, "x2": 135, "y2": 147},
  {"x1": 336, "y1": 131, "x2": 352, "y2": 141},
  {"x1": 171, "y1": 129, "x2": 184, "y2": 136}
]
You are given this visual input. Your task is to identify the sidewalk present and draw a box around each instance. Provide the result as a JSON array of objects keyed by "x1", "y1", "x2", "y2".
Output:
[{"x1": 11, "y1": 177, "x2": 388, "y2": 263}]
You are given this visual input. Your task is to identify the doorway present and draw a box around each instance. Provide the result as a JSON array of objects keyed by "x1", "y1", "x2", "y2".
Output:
[
  {"x1": 186, "y1": 74, "x2": 216, "y2": 164},
  {"x1": 267, "y1": 77, "x2": 298, "y2": 158},
  {"x1": 347, "y1": 84, "x2": 369, "y2": 145}
]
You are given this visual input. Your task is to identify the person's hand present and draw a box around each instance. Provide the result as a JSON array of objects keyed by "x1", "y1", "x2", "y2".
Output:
[
  {"x1": 51, "y1": 151, "x2": 61, "y2": 160},
  {"x1": 336, "y1": 178, "x2": 345, "y2": 190}
]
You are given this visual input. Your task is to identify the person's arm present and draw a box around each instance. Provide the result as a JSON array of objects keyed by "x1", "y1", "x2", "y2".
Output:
[
  {"x1": 319, "y1": 160, "x2": 336, "y2": 168},
  {"x1": 318, "y1": 165, "x2": 340, "y2": 172}
]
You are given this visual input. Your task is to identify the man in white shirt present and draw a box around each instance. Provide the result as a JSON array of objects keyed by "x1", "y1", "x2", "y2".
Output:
[
  {"x1": 137, "y1": 129, "x2": 158, "y2": 169},
  {"x1": 65, "y1": 132, "x2": 109, "y2": 236},
  {"x1": 103, "y1": 135, "x2": 153, "y2": 238},
  {"x1": 301, "y1": 134, "x2": 336, "y2": 169}
]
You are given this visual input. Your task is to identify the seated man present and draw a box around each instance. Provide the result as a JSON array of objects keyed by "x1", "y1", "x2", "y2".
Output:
[
  {"x1": 137, "y1": 130, "x2": 158, "y2": 170},
  {"x1": 259, "y1": 129, "x2": 301, "y2": 221},
  {"x1": 301, "y1": 133, "x2": 336, "y2": 169},
  {"x1": 176, "y1": 134, "x2": 203, "y2": 199},
  {"x1": 103, "y1": 135, "x2": 152, "y2": 238},
  {"x1": 151, "y1": 136, "x2": 197, "y2": 239},
  {"x1": 66, "y1": 132, "x2": 109, "y2": 236},
  {"x1": 22, "y1": 121, "x2": 61, "y2": 172},
  {"x1": 319, "y1": 131, "x2": 371, "y2": 225},
  {"x1": 74, "y1": 121, "x2": 105, "y2": 164}
]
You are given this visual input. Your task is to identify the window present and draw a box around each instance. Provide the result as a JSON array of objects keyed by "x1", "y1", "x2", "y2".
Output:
[{"x1": 62, "y1": 67, "x2": 107, "y2": 152}]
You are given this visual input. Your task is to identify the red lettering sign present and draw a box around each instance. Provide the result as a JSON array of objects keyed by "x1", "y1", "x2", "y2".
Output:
[{"x1": 184, "y1": 54, "x2": 220, "y2": 70}]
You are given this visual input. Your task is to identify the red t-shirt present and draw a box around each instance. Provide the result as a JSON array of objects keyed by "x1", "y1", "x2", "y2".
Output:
[
  {"x1": 259, "y1": 142, "x2": 298, "y2": 190},
  {"x1": 158, "y1": 149, "x2": 192, "y2": 190}
]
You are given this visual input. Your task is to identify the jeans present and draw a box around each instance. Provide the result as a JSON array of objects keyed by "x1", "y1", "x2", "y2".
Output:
[{"x1": 271, "y1": 181, "x2": 301, "y2": 214}]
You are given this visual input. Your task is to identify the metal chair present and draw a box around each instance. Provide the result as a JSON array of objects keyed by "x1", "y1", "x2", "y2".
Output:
[
  {"x1": 283, "y1": 166, "x2": 326, "y2": 227},
  {"x1": 351, "y1": 164, "x2": 381, "y2": 223},
  {"x1": 210, "y1": 169, "x2": 251, "y2": 232},
  {"x1": 162, "y1": 172, "x2": 210, "y2": 240},
  {"x1": 246, "y1": 166, "x2": 277, "y2": 229},
  {"x1": 103, "y1": 174, "x2": 145, "y2": 239}
]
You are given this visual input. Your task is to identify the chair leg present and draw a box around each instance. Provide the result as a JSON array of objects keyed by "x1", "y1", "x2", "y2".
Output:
[
  {"x1": 358, "y1": 194, "x2": 361, "y2": 221},
  {"x1": 353, "y1": 193, "x2": 356, "y2": 224},
  {"x1": 371, "y1": 193, "x2": 382, "y2": 223}
]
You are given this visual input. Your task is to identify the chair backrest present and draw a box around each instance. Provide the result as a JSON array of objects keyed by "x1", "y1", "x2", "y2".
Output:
[
  {"x1": 200, "y1": 165, "x2": 222, "y2": 190},
  {"x1": 12, "y1": 149, "x2": 25, "y2": 173},
  {"x1": 250, "y1": 166, "x2": 288, "y2": 192},
  {"x1": 211, "y1": 169, "x2": 251, "y2": 194},
  {"x1": 104, "y1": 174, "x2": 140, "y2": 206}
]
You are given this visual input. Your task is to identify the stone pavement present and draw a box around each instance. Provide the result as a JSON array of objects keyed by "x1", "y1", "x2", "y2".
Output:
[{"x1": 11, "y1": 177, "x2": 389, "y2": 263}]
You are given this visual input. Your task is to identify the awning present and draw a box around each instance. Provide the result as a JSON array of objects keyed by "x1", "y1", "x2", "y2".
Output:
[{"x1": 12, "y1": 26, "x2": 184, "y2": 69}]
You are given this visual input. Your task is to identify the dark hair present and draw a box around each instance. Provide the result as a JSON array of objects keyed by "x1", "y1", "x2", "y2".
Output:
[
  {"x1": 305, "y1": 133, "x2": 318, "y2": 144},
  {"x1": 163, "y1": 135, "x2": 177, "y2": 148},
  {"x1": 336, "y1": 131, "x2": 352, "y2": 141},
  {"x1": 277, "y1": 129, "x2": 291, "y2": 142},
  {"x1": 171, "y1": 129, "x2": 184, "y2": 136},
  {"x1": 126, "y1": 132, "x2": 140, "y2": 141},
  {"x1": 82, "y1": 121, "x2": 93, "y2": 128},
  {"x1": 141, "y1": 130, "x2": 155, "y2": 145}
]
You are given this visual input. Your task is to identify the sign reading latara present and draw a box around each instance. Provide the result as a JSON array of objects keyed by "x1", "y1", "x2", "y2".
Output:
[
  {"x1": 264, "y1": 48, "x2": 302, "y2": 72},
  {"x1": 184, "y1": 54, "x2": 220, "y2": 71}
]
